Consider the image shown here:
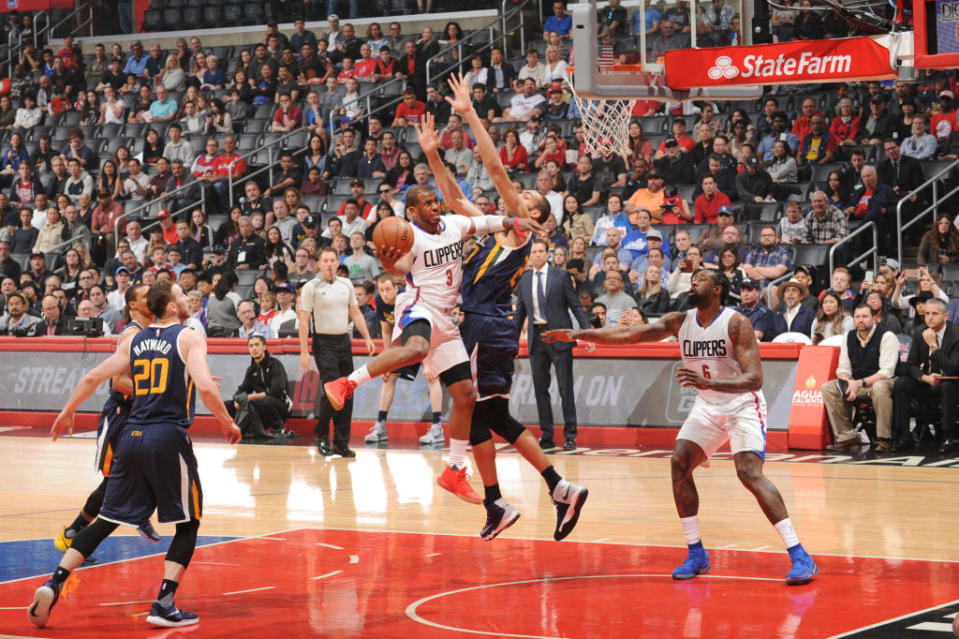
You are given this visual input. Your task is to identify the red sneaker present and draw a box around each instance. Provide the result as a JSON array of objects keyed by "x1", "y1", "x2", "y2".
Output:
[
  {"x1": 437, "y1": 465, "x2": 482, "y2": 504},
  {"x1": 324, "y1": 377, "x2": 357, "y2": 411}
]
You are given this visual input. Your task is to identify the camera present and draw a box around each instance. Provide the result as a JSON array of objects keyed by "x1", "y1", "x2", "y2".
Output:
[
  {"x1": 66, "y1": 317, "x2": 104, "y2": 337},
  {"x1": 0, "y1": 325, "x2": 29, "y2": 336}
]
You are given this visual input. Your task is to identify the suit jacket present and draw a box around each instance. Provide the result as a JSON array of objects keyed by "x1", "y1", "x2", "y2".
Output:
[
  {"x1": 776, "y1": 303, "x2": 816, "y2": 337},
  {"x1": 514, "y1": 266, "x2": 589, "y2": 353},
  {"x1": 907, "y1": 321, "x2": 959, "y2": 379},
  {"x1": 877, "y1": 155, "x2": 924, "y2": 199}
]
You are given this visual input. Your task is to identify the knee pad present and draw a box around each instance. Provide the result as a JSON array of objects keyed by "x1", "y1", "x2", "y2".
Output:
[
  {"x1": 71, "y1": 517, "x2": 119, "y2": 558},
  {"x1": 469, "y1": 401, "x2": 493, "y2": 446},
  {"x1": 166, "y1": 519, "x2": 200, "y2": 568},
  {"x1": 82, "y1": 478, "x2": 109, "y2": 517},
  {"x1": 486, "y1": 396, "x2": 527, "y2": 445}
]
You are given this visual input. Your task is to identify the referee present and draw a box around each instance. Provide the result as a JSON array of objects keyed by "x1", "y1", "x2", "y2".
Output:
[{"x1": 298, "y1": 246, "x2": 376, "y2": 458}]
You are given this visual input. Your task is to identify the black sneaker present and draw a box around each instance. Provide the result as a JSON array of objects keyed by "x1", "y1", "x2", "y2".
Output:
[
  {"x1": 28, "y1": 578, "x2": 60, "y2": 628},
  {"x1": 551, "y1": 480, "x2": 589, "y2": 541},
  {"x1": 480, "y1": 499, "x2": 521, "y2": 541},
  {"x1": 315, "y1": 436, "x2": 332, "y2": 456},
  {"x1": 145, "y1": 600, "x2": 200, "y2": 628},
  {"x1": 136, "y1": 520, "x2": 162, "y2": 543},
  {"x1": 331, "y1": 444, "x2": 356, "y2": 458}
]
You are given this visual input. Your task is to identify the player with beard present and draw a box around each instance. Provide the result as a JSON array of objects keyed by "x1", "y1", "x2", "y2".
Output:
[{"x1": 544, "y1": 268, "x2": 818, "y2": 585}]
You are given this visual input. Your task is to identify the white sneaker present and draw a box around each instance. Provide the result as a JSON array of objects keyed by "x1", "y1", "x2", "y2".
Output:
[
  {"x1": 418, "y1": 423, "x2": 444, "y2": 445},
  {"x1": 480, "y1": 499, "x2": 521, "y2": 540},
  {"x1": 364, "y1": 421, "x2": 388, "y2": 443},
  {"x1": 551, "y1": 479, "x2": 589, "y2": 541}
]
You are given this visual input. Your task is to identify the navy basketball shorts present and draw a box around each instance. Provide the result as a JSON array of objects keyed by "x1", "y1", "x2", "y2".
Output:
[
  {"x1": 99, "y1": 424, "x2": 203, "y2": 526},
  {"x1": 460, "y1": 311, "x2": 520, "y2": 399},
  {"x1": 95, "y1": 396, "x2": 130, "y2": 477}
]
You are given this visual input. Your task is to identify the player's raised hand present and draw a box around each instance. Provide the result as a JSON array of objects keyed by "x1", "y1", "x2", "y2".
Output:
[
  {"x1": 445, "y1": 73, "x2": 472, "y2": 114},
  {"x1": 676, "y1": 366, "x2": 711, "y2": 390},
  {"x1": 50, "y1": 410, "x2": 74, "y2": 441},
  {"x1": 223, "y1": 421, "x2": 242, "y2": 445},
  {"x1": 413, "y1": 112, "x2": 440, "y2": 154},
  {"x1": 512, "y1": 215, "x2": 545, "y2": 237},
  {"x1": 543, "y1": 329, "x2": 577, "y2": 343}
]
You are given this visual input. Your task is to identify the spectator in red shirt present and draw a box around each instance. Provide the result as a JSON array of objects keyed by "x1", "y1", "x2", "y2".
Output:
[
  {"x1": 211, "y1": 135, "x2": 246, "y2": 216},
  {"x1": 654, "y1": 118, "x2": 694, "y2": 159},
  {"x1": 791, "y1": 97, "x2": 820, "y2": 141},
  {"x1": 931, "y1": 90, "x2": 958, "y2": 141},
  {"x1": 392, "y1": 88, "x2": 426, "y2": 127},
  {"x1": 157, "y1": 208, "x2": 179, "y2": 245},
  {"x1": 90, "y1": 190, "x2": 126, "y2": 255},
  {"x1": 271, "y1": 93, "x2": 303, "y2": 132},
  {"x1": 693, "y1": 174, "x2": 731, "y2": 223},
  {"x1": 353, "y1": 44, "x2": 378, "y2": 80},
  {"x1": 439, "y1": 113, "x2": 474, "y2": 150},
  {"x1": 829, "y1": 98, "x2": 861, "y2": 148},
  {"x1": 498, "y1": 127, "x2": 528, "y2": 171},
  {"x1": 337, "y1": 58, "x2": 356, "y2": 83},
  {"x1": 797, "y1": 113, "x2": 839, "y2": 167},
  {"x1": 373, "y1": 46, "x2": 397, "y2": 82}
]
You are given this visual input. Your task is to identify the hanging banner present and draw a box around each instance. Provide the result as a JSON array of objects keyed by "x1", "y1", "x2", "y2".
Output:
[{"x1": 665, "y1": 37, "x2": 896, "y2": 89}]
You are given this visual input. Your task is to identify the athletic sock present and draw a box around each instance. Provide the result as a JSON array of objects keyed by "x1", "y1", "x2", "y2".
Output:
[
  {"x1": 680, "y1": 515, "x2": 701, "y2": 546},
  {"x1": 774, "y1": 518, "x2": 801, "y2": 550},
  {"x1": 376, "y1": 410, "x2": 388, "y2": 424},
  {"x1": 541, "y1": 465, "x2": 561, "y2": 492},
  {"x1": 347, "y1": 365, "x2": 372, "y2": 386},
  {"x1": 65, "y1": 514, "x2": 88, "y2": 538},
  {"x1": 156, "y1": 579, "x2": 179, "y2": 608},
  {"x1": 484, "y1": 484, "x2": 502, "y2": 503},
  {"x1": 432, "y1": 411, "x2": 442, "y2": 425},
  {"x1": 51, "y1": 566, "x2": 71, "y2": 585},
  {"x1": 448, "y1": 438, "x2": 468, "y2": 468}
]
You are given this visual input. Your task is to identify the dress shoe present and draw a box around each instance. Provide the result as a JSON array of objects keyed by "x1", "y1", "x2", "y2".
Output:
[
  {"x1": 539, "y1": 438, "x2": 555, "y2": 450},
  {"x1": 938, "y1": 438, "x2": 959, "y2": 454},
  {"x1": 874, "y1": 439, "x2": 892, "y2": 453},
  {"x1": 331, "y1": 444, "x2": 356, "y2": 458},
  {"x1": 315, "y1": 436, "x2": 332, "y2": 456},
  {"x1": 890, "y1": 437, "x2": 914, "y2": 453},
  {"x1": 563, "y1": 440, "x2": 577, "y2": 451},
  {"x1": 825, "y1": 438, "x2": 861, "y2": 451}
]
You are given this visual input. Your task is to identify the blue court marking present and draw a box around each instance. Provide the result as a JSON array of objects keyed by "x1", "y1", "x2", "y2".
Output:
[{"x1": 0, "y1": 535, "x2": 238, "y2": 583}]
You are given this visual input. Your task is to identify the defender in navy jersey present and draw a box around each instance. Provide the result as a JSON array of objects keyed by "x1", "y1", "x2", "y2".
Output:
[
  {"x1": 545, "y1": 269, "x2": 818, "y2": 585},
  {"x1": 54, "y1": 283, "x2": 161, "y2": 554},
  {"x1": 442, "y1": 74, "x2": 589, "y2": 543},
  {"x1": 31, "y1": 281, "x2": 240, "y2": 630}
]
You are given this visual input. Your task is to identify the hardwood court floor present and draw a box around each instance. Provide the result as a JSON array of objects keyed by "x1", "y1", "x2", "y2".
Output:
[{"x1": 2, "y1": 434, "x2": 959, "y2": 638}]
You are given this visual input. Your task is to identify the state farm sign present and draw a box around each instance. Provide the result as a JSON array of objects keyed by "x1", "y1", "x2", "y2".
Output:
[{"x1": 665, "y1": 37, "x2": 896, "y2": 90}]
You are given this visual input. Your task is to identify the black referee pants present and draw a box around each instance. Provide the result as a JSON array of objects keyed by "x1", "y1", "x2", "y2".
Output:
[{"x1": 312, "y1": 333, "x2": 354, "y2": 449}]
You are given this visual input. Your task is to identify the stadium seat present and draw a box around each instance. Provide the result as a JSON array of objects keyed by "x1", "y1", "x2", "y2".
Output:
[
  {"x1": 237, "y1": 133, "x2": 261, "y2": 152},
  {"x1": 201, "y1": 5, "x2": 222, "y2": 28},
  {"x1": 301, "y1": 196, "x2": 325, "y2": 213},
  {"x1": 222, "y1": 3, "x2": 243, "y2": 25},
  {"x1": 333, "y1": 178, "x2": 353, "y2": 195},
  {"x1": 142, "y1": 8, "x2": 164, "y2": 30},
  {"x1": 161, "y1": 7, "x2": 181, "y2": 30},
  {"x1": 240, "y1": 1, "x2": 263, "y2": 24},
  {"x1": 182, "y1": 6, "x2": 201, "y2": 26}
]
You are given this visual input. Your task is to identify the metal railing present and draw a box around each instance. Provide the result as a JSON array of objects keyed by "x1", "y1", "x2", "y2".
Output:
[
  {"x1": 113, "y1": 181, "x2": 209, "y2": 247},
  {"x1": 896, "y1": 158, "x2": 959, "y2": 265},
  {"x1": 226, "y1": 126, "x2": 316, "y2": 209},
  {"x1": 2, "y1": 6, "x2": 94, "y2": 80},
  {"x1": 831, "y1": 220, "x2": 879, "y2": 276}
]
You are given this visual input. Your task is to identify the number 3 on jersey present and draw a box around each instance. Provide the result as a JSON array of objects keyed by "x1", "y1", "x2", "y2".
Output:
[
  {"x1": 446, "y1": 268, "x2": 453, "y2": 286},
  {"x1": 701, "y1": 365, "x2": 711, "y2": 379},
  {"x1": 133, "y1": 358, "x2": 169, "y2": 395}
]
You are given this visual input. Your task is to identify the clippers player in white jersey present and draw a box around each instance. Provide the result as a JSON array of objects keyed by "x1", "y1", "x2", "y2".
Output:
[
  {"x1": 324, "y1": 143, "x2": 544, "y2": 504},
  {"x1": 544, "y1": 269, "x2": 818, "y2": 585}
]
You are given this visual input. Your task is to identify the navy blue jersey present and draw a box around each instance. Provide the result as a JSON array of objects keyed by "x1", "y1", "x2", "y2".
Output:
[
  {"x1": 128, "y1": 323, "x2": 195, "y2": 428},
  {"x1": 461, "y1": 234, "x2": 530, "y2": 317},
  {"x1": 108, "y1": 320, "x2": 143, "y2": 404}
]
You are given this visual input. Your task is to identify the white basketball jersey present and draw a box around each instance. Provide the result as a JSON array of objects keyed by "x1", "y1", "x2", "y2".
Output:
[
  {"x1": 678, "y1": 306, "x2": 765, "y2": 406},
  {"x1": 405, "y1": 215, "x2": 472, "y2": 314}
]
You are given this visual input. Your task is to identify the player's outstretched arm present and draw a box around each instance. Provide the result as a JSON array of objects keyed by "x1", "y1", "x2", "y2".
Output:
[
  {"x1": 677, "y1": 313, "x2": 763, "y2": 392},
  {"x1": 51, "y1": 342, "x2": 133, "y2": 441},
  {"x1": 375, "y1": 246, "x2": 414, "y2": 276},
  {"x1": 544, "y1": 312, "x2": 686, "y2": 346},
  {"x1": 181, "y1": 328, "x2": 241, "y2": 444},
  {"x1": 413, "y1": 112, "x2": 469, "y2": 216},
  {"x1": 446, "y1": 73, "x2": 530, "y2": 218}
]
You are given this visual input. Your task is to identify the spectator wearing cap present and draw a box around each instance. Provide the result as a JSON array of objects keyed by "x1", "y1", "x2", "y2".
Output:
[
  {"x1": 734, "y1": 278, "x2": 781, "y2": 342},
  {"x1": 860, "y1": 95, "x2": 896, "y2": 146},
  {"x1": 336, "y1": 180, "x2": 374, "y2": 222},
  {"x1": 901, "y1": 289, "x2": 935, "y2": 337},
  {"x1": 622, "y1": 208, "x2": 671, "y2": 262},
  {"x1": 657, "y1": 185, "x2": 692, "y2": 224},
  {"x1": 152, "y1": 209, "x2": 175, "y2": 245},
  {"x1": 693, "y1": 174, "x2": 731, "y2": 224},
  {"x1": 691, "y1": 153, "x2": 736, "y2": 202},
  {"x1": 775, "y1": 277, "x2": 816, "y2": 336},
  {"x1": 743, "y1": 225, "x2": 792, "y2": 289},
  {"x1": 933, "y1": 90, "x2": 959, "y2": 142},
  {"x1": 654, "y1": 138, "x2": 694, "y2": 186},
  {"x1": 757, "y1": 111, "x2": 800, "y2": 163},
  {"x1": 902, "y1": 114, "x2": 937, "y2": 160},
  {"x1": 893, "y1": 297, "x2": 959, "y2": 452},
  {"x1": 878, "y1": 136, "x2": 925, "y2": 200},
  {"x1": 107, "y1": 266, "x2": 133, "y2": 311},
  {"x1": 655, "y1": 119, "x2": 695, "y2": 159},
  {"x1": 735, "y1": 155, "x2": 776, "y2": 203},
  {"x1": 696, "y1": 205, "x2": 736, "y2": 253},
  {"x1": 625, "y1": 169, "x2": 666, "y2": 219}
]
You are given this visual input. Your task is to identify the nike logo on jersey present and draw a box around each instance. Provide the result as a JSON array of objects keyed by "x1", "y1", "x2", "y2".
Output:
[
  {"x1": 682, "y1": 339, "x2": 727, "y2": 358},
  {"x1": 422, "y1": 241, "x2": 463, "y2": 268}
]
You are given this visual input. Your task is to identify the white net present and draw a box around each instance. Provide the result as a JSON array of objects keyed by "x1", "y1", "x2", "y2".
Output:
[{"x1": 566, "y1": 70, "x2": 636, "y2": 161}]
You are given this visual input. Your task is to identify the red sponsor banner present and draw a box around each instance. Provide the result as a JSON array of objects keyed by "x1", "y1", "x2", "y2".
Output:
[
  {"x1": 665, "y1": 37, "x2": 896, "y2": 90},
  {"x1": 0, "y1": 0, "x2": 72, "y2": 12},
  {"x1": 787, "y1": 345, "x2": 840, "y2": 450}
]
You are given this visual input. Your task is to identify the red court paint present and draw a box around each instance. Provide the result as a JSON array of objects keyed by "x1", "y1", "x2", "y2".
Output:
[{"x1": 2, "y1": 528, "x2": 956, "y2": 638}]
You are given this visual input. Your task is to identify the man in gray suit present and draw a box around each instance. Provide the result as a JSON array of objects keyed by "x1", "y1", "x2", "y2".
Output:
[{"x1": 514, "y1": 239, "x2": 590, "y2": 450}]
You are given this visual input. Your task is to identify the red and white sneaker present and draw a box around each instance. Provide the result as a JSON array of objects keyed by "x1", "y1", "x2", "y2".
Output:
[
  {"x1": 437, "y1": 464, "x2": 482, "y2": 504},
  {"x1": 324, "y1": 377, "x2": 357, "y2": 411}
]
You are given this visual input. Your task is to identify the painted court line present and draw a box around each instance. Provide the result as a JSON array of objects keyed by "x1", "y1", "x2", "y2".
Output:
[
  {"x1": 0, "y1": 606, "x2": 28, "y2": 610},
  {"x1": 828, "y1": 597, "x2": 959, "y2": 638},
  {"x1": 314, "y1": 542, "x2": 344, "y2": 550},
  {"x1": 312, "y1": 570, "x2": 343, "y2": 580},
  {"x1": 424, "y1": 553, "x2": 441, "y2": 558},
  {"x1": 222, "y1": 586, "x2": 276, "y2": 596},
  {"x1": 260, "y1": 537, "x2": 287, "y2": 542},
  {"x1": 193, "y1": 561, "x2": 239, "y2": 566},
  {"x1": 99, "y1": 600, "x2": 153, "y2": 607},
  {"x1": 349, "y1": 555, "x2": 359, "y2": 564}
]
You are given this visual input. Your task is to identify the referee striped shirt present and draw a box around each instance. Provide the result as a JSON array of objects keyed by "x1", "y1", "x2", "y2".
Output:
[{"x1": 298, "y1": 275, "x2": 357, "y2": 335}]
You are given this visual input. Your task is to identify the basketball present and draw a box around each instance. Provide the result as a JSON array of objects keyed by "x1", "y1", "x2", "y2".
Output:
[{"x1": 372, "y1": 217, "x2": 414, "y2": 256}]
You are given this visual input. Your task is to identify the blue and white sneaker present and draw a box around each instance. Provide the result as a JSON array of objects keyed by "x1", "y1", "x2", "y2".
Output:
[
  {"x1": 28, "y1": 578, "x2": 61, "y2": 628},
  {"x1": 146, "y1": 601, "x2": 200, "y2": 628},
  {"x1": 552, "y1": 480, "x2": 588, "y2": 541},
  {"x1": 137, "y1": 520, "x2": 162, "y2": 543},
  {"x1": 785, "y1": 550, "x2": 819, "y2": 585},
  {"x1": 672, "y1": 547, "x2": 711, "y2": 580}
]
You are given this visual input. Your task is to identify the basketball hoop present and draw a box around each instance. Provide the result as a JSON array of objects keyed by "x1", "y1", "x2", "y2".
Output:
[{"x1": 566, "y1": 68, "x2": 636, "y2": 161}]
